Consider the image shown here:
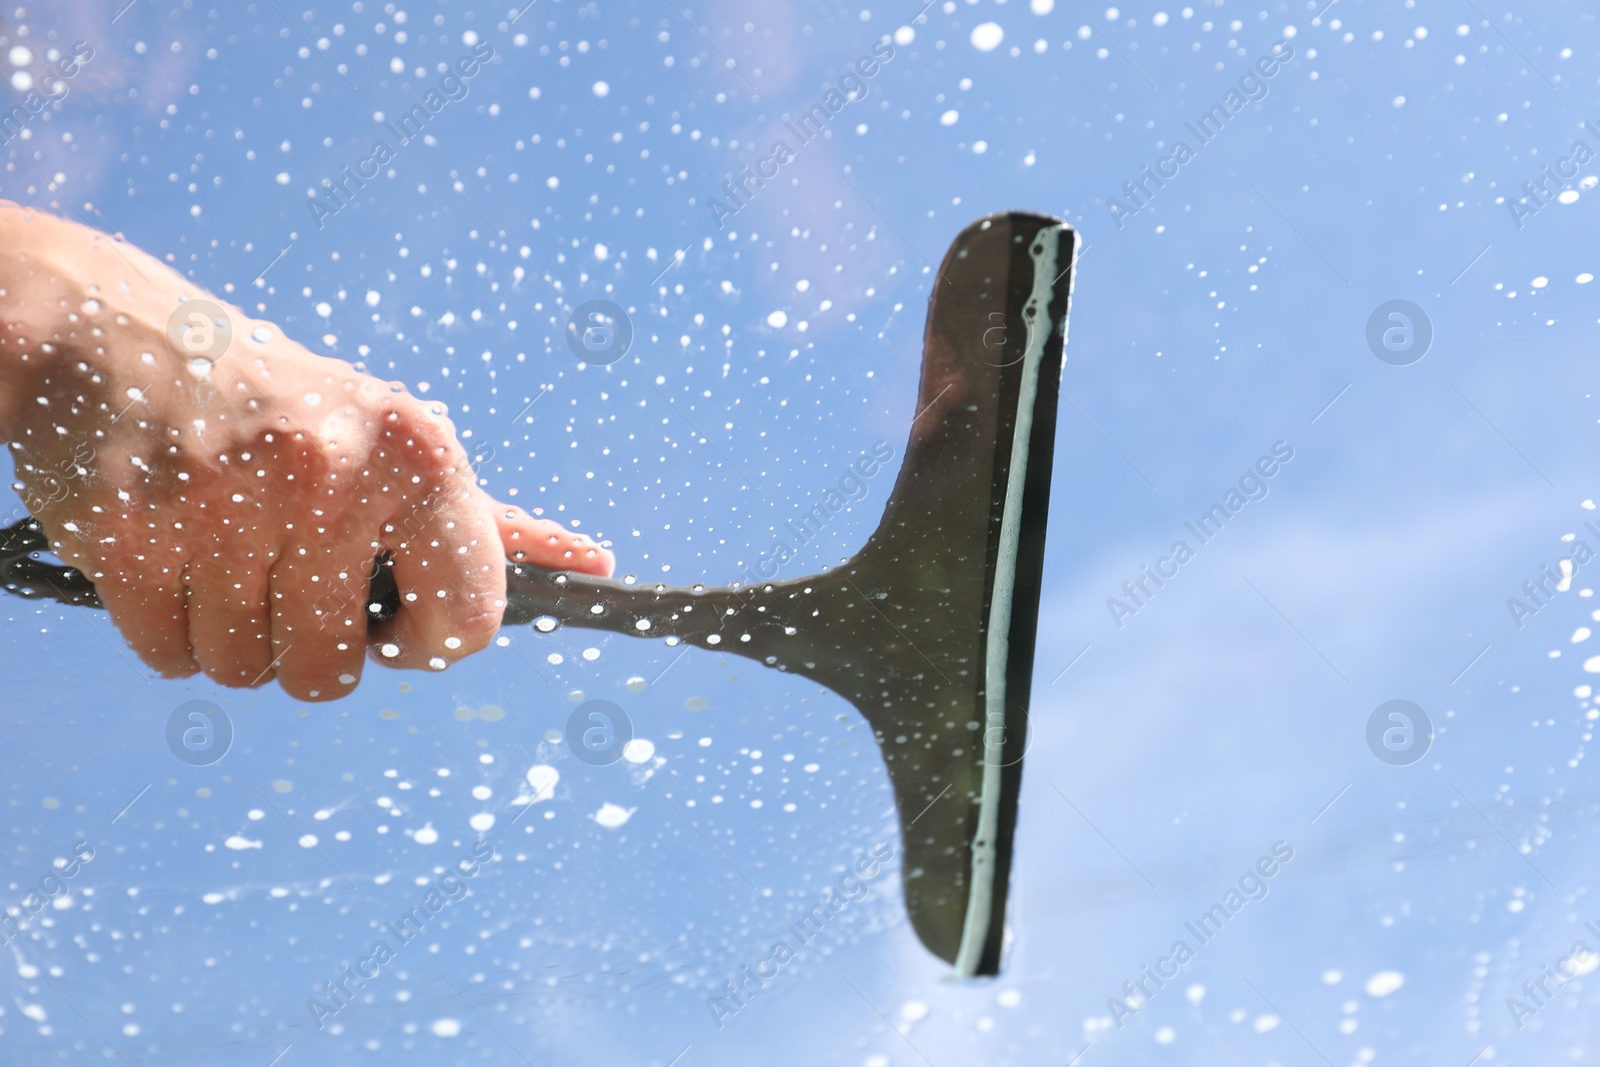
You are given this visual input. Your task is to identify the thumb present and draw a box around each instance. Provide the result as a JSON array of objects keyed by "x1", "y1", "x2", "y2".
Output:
[{"x1": 489, "y1": 497, "x2": 615, "y2": 578}]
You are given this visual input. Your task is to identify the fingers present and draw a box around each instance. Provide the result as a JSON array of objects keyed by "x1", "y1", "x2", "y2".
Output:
[
  {"x1": 71, "y1": 497, "x2": 612, "y2": 696},
  {"x1": 494, "y1": 501, "x2": 614, "y2": 577},
  {"x1": 368, "y1": 489, "x2": 506, "y2": 672},
  {"x1": 185, "y1": 552, "x2": 275, "y2": 687},
  {"x1": 267, "y1": 537, "x2": 377, "y2": 701},
  {"x1": 94, "y1": 561, "x2": 198, "y2": 680}
]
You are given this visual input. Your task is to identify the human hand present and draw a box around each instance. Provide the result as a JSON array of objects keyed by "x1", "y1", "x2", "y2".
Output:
[{"x1": 0, "y1": 202, "x2": 613, "y2": 700}]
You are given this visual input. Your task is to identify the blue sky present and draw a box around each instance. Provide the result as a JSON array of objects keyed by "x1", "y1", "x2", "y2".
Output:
[{"x1": 3, "y1": 1, "x2": 1599, "y2": 1064}]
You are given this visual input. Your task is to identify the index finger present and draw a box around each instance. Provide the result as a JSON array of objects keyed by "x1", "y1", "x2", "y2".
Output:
[{"x1": 367, "y1": 488, "x2": 506, "y2": 672}]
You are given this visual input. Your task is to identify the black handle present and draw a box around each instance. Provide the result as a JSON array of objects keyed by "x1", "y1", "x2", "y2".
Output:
[
  {"x1": 0, "y1": 515, "x2": 746, "y2": 636},
  {"x1": 0, "y1": 518, "x2": 101, "y2": 609},
  {"x1": 1, "y1": 517, "x2": 410, "y2": 619}
]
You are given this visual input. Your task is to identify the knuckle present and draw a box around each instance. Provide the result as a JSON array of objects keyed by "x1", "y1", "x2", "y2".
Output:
[{"x1": 450, "y1": 601, "x2": 502, "y2": 652}]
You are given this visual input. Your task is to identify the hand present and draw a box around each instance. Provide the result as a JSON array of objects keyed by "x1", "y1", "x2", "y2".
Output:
[{"x1": 0, "y1": 202, "x2": 613, "y2": 701}]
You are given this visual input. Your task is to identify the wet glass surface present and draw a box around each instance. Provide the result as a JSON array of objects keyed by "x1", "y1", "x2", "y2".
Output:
[{"x1": 3, "y1": 2, "x2": 1599, "y2": 1064}]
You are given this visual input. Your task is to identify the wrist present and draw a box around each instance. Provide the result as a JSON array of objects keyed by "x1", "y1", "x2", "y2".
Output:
[
  {"x1": 0, "y1": 202, "x2": 198, "y2": 443},
  {"x1": 0, "y1": 203, "x2": 92, "y2": 442},
  {"x1": 0, "y1": 313, "x2": 66, "y2": 445}
]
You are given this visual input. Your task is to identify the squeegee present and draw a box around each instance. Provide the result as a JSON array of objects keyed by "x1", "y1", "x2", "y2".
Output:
[{"x1": 1, "y1": 210, "x2": 1078, "y2": 976}]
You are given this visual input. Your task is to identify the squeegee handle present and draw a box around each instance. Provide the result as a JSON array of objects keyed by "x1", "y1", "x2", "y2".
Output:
[
  {"x1": 0, "y1": 516, "x2": 483, "y2": 624},
  {"x1": 0, "y1": 516, "x2": 734, "y2": 636}
]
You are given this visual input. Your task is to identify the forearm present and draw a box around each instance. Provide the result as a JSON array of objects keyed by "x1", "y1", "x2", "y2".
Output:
[
  {"x1": 1, "y1": 202, "x2": 146, "y2": 441},
  {"x1": 0, "y1": 199, "x2": 264, "y2": 445},
  {"x1": 0, "y1": 201, "x2": 78, "y2": 442}
]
